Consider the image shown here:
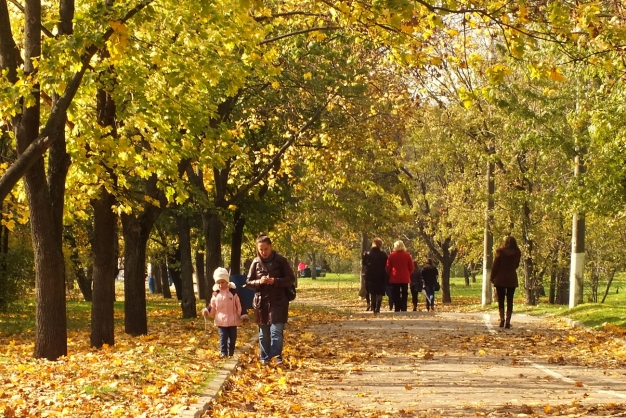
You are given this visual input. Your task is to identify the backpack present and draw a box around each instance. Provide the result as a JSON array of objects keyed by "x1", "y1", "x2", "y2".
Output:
[{"x1": 284, "y1": 284, "x2": 296, "y2": 301}]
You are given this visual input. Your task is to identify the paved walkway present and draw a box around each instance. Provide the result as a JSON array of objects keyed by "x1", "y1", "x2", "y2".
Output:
[
  {"x1": 304, "y1": 310, "x2": 626, "y2": 416},
  {"x1": 190, "y1": 302, "x2": 626, "y2": 417}
]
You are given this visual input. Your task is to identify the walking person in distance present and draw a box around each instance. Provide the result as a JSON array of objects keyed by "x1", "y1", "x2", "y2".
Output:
[
  {"x1": 421, "y1": 258, "x2": 439, "y2": 312},
  {"x1": 362, "y1": 237, "x2": 388, "y2": 315},
  {"x1": 490, "y1": 236, "x2": 522, "y2": 329},
  {"x1": 386, "y1": 240, "x2": 414, "y2": 312}
]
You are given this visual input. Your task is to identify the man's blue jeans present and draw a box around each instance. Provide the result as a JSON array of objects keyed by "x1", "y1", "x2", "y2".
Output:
[{"x1": 258, "y1": 323, "x2": 285, "y2": 361}]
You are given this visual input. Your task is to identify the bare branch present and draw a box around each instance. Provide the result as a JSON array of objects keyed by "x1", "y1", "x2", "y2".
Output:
[{"x1": 260, "y1": 26, "x2": 340, "y2": 45}]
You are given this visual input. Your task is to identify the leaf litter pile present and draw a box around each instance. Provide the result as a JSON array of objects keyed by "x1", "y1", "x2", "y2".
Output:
[{"x1": 203, "y1": 307, "x2": 626, "y2": 418}]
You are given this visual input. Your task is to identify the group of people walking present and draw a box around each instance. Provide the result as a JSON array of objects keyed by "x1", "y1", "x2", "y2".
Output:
[
  {"x1": 362, "y1": 235, "x2": 522, "y2": 329},
  {"x1": 362, "y1": 238, "x2": 440, "y2": 313},
  {"x1": 203, "y1": 233, "x2": 522, "y2": 364}
]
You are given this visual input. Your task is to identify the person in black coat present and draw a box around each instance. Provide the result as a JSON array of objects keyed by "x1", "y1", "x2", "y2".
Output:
[
  {"x1": 421, "y1": 258, "x2": 439, "y2": 312},
  {"x1": 362, "y1": 237, "x2": 388, "y2": 315},
  {"x1": 409, "y1": 261, "x2": 424, "y2": 311}
]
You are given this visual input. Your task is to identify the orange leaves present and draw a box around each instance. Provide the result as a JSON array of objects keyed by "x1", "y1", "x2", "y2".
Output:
[{"x1": 0, "y1": 301, "x2": 257, "y2": 417}]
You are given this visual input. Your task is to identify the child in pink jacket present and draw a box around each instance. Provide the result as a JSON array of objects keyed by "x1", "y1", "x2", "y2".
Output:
[{"x1": 203, "y1": 268, "x2": 248, "y2": 357}]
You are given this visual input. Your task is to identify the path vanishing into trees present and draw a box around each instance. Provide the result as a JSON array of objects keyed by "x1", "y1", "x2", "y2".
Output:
[{"x1": 202, "y1": 298, "x2": 626, "y2": 418}]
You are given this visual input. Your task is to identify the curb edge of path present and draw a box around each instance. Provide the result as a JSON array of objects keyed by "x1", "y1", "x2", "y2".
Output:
[
  {"x1": 178, "y1": 335, "x2": 257, "y2": 418},
  {"x1": 179, "y1": 314, "x2": 304, "y2": 418}
]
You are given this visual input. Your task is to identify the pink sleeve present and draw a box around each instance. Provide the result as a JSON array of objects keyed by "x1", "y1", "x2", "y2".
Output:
[{"x1": 235, "y1": 295, "x2": 241, "y2": 319}]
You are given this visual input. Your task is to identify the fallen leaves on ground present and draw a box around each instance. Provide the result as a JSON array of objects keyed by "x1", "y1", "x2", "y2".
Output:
[
  {"x1": 0, "y1": 304, "x2": 256, "y2": 417},
  {"x1": 200, "y1": 299, "x2": 626, "y2": 418}
]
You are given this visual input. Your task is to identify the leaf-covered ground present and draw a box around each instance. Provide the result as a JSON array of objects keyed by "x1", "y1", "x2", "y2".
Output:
[
  {"x1": 202, "y1": 300, "x2": 626, "y2": 418},
  {"x1": 4, "y1": 292, "x2": 626, "y2": 417},
  {"x1": 0, "y1": 303, "x2": 256, "y2": 417}
]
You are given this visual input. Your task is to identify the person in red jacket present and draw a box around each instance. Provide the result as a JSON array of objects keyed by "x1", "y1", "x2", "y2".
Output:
[{"x1": 386, "y1": 240, "x2": 414, "y2": 312}]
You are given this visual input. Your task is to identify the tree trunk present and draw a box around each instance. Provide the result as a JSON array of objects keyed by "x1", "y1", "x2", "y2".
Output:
[
  {"x1": 120, "y1": 173, "x2": 165, "y2": 335},
  {"x1": 359, "y1": 232, "x2": 368, "y2": 298},
  {"x1": 230, "y1": 209, "x2": 245, "y2": 275},
  {"x1": 1, "y1": 224, "x2": 8, "y2": 274},
  {"x1": 15, "y1": 0, "x2": 69, "y2": 360},
  {"x1": 601, "y1": 268, "x2": 616, "y2": 303},
  {"x1": 195, "y1": 251, "x2": 207, "y2": 301},
  {"x1": 65, "y1": 228, "x2": 92, "y2": 301},
  {"x1": 470, "y1": 262, "x2": 477, "y2": 283},
  {"x1": 121, "y1": 215, "x2": 148, "y2": 335},
  {"x1": 168, "y1": 247, "x2": 183, "y2": 300},
  {"x1": 311, "y1": 251, "x2": 317, "y2": 280},
  {"x1": 153, "y1": 261, "x2": 162, "y2": 294},
  {"x1": 159, "y1": 262, "x2": 171, "y2": 298},
  {"x1": 90, "y1": 188, "x2": 117, "y2": 347},
  {"x1": 205, "y1": 210, "x2": 222, "y2": 290},
  {"x1": 482, "y1": 160, "x2": 494, "y2": 306},
  {"x1": 441, "y1": 261, "x2": 453, "y2": 303},
  {"x1": 177, "y1": 214, "x2": 196, "y2": 318},
  {"x1": 549, "y1": 268, "x2": 557, "y2": 305},
  {"x1": 463, "y1": 265, "x2": 470, "y2": 286},
  {"x1": 569, "y1": 154, "x2": 586, "y2": 308},
  {"x1": 439, "y1": 238, "x2": 456, "y2": 304},
  {"x1": 520, "y1": 200, "x2": 536, "y2": 305}
]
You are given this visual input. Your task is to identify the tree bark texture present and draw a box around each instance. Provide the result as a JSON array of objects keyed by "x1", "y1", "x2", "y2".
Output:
[
  {"x1": 14, "y1": 0, "x2": 68, "y2": 361},
  {"x1": 65, "y1": 228, "x2": 92, "y2": 301},
  {"x1": 159, "y1": 262, "x2": 171, "y2": 298},
  {"x1": 205, "y1": 210, "x2": 222, "y2": 290},
  {"x1": 120, "y1": 173, "x2": 165, "y2": 335},
  {"x1": 521, "y1": 200, "x2": 536, "y2": 305},
  {"x1": 90, "y1": 188, "x2": 117, "y2": 347},
  {"x1": 359, "y1": 232, "x2": 368, "y2": 298},
  {"x1": 195, "y1": 251, "x2": 207, "y2": 301},
  {"x1": 153, "y1": 261, "x2": 162, "y2": 294},
  {"x1": 229, "y1": 209, "x2": 244, "y2": 275},
  {"x1": 482, "y1": 160, "x2": 494, "y2": 306},
  {"x1": 121, "y1": 214, "x2": 149, "y2": 336},
  {"x1": 176, "y1": 214, "x2": 196, "y2": 318},
  {"x1": 168, "y1": 247, "x2": 183, "y2": 300}
]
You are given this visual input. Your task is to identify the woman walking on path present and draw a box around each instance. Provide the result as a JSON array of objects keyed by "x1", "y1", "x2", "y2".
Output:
[
  {"x1": 386, "y1": 240, "x2": 414, "y2": 312},
  {"x1": 246, "y1": 234, "x2": 295, "y2": 364},
  {"x1": 421, "y1": 259, "x2": 439, "y2": 312},
  {"x1": 362, "y1": 238, "x2": 389, "y2": 314},
  {"x1": 490, "y1": 236, "x2": 522, "y2": 329}
]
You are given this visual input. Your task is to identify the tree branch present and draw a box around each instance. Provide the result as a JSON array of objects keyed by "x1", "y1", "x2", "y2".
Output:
[
  {"x1": 227, "y1": 96, "x2": 334, "y2": 204},
  {"x1": 0, "y1": 0, "x2": 156, "y2": 203},
  {"x1": 260, "y1": 26, "x2": 340, "y2": 45},
  {"x1": 7, "y1": 0, "x2": 55, "y2": 38},
  {"x1": 0, "y1": 136, "x2": 52, "y2": 202}
]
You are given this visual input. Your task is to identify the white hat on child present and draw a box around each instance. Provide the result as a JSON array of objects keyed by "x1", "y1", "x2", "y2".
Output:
[{"x1": 213, "y1": 267, "x2": 230, "y2": 283}]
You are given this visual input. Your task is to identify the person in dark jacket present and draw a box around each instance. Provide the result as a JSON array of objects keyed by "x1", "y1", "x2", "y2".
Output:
[
  {"x1": 362, "y1": 238, "x2": 388, "y2": 315},
  {"x1": 409, "y1": 261, "x2": 424, "y2": 311},
  {"x1": 386, "y1": 240, "x2": 414, "y2": 312},
  {"x1": 490, "y1": 236, "x2": 522, "y2": 329},
  {"x1": 246, "y1": 234, "x2": 295, "y2": 364},
  {"x1": 421, "y1": 258, "x2": 439, "y2": 312}
]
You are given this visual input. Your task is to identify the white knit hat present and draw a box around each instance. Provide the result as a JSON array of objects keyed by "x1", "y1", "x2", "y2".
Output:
[{"x1": 213, "y1": 267, "x2": 230, "y2": 283}]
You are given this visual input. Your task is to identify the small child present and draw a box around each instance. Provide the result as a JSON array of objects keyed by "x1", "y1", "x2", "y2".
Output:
[{"x1": 202, "y1": 267, "x2": 248, "y2": 357}]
